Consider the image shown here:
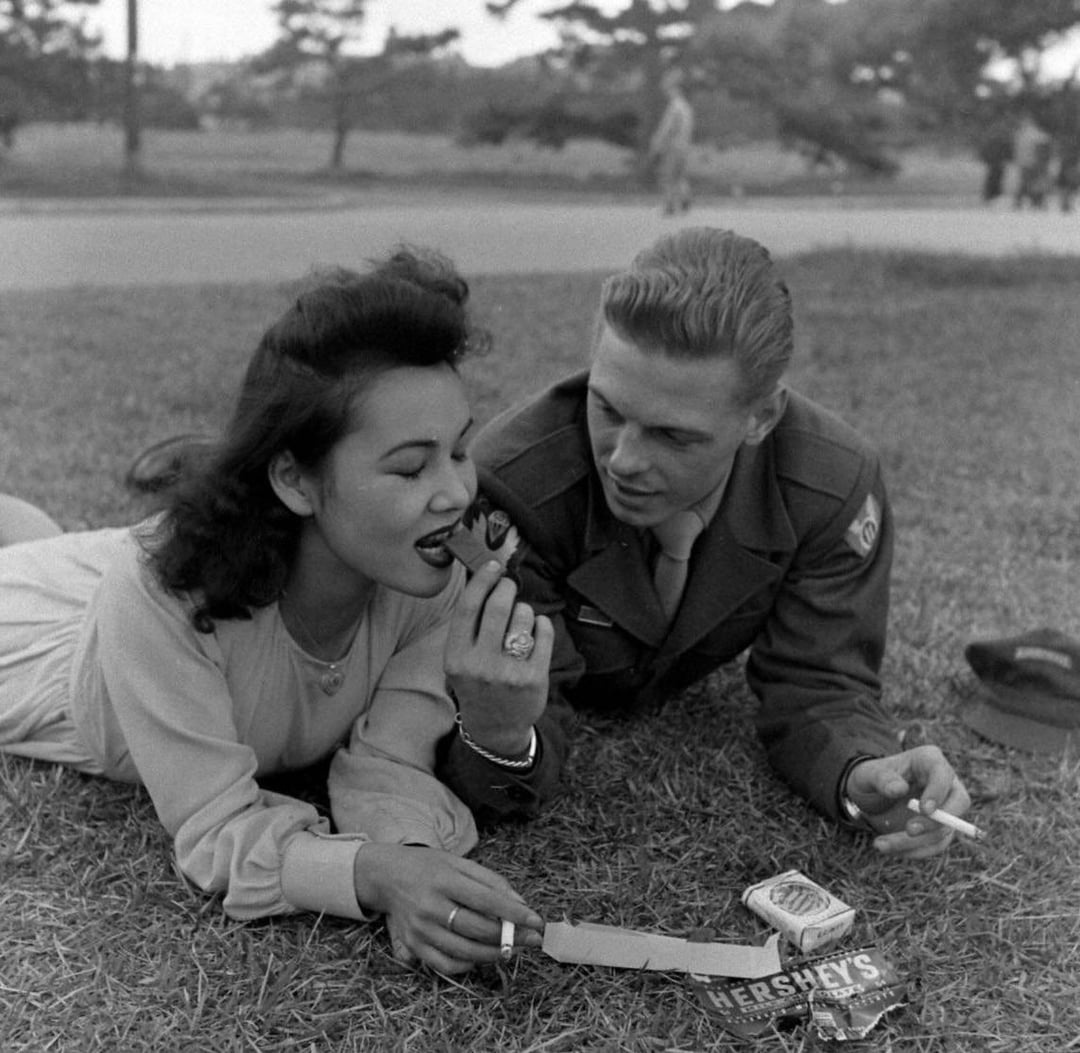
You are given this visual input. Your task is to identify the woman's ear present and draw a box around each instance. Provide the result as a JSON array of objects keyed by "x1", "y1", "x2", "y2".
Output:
[
  {"x1": 268, "y1": 451, "x2": 315, "y2": 517},
  {"x1": 743, "y1": 386, "x2": 788, "y2": 447}
]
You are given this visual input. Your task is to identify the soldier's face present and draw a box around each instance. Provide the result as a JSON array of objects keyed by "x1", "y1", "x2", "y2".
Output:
[{"x1": 587, "y1": 324, "x2": 780, "y2": 529}]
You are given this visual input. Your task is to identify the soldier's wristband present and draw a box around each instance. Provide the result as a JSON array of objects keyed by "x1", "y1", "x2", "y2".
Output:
[{"x1": 837, "y1": 754, "x2": 880, "y2": 830}]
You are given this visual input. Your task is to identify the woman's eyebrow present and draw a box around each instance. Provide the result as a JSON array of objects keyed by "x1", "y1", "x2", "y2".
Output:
[
  {"x1": 380, "y1": 418, "x2": 474, "y2": 459},
  {"x1": 381, "y1": 438, "x2": 436, "y2": 458}
]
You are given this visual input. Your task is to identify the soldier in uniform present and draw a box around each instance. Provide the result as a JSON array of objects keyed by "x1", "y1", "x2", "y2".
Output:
[
  {"x1": 648, "y1": 68, "x2": 695, "y2": 215},
  {"x1": 438, "y1": 226, "x2": 971, "y2": 861}
]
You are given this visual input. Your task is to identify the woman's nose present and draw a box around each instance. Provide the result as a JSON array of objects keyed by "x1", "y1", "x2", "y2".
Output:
[{"x1": 431, "y1": 458, "x2": 476, "y2": 512}]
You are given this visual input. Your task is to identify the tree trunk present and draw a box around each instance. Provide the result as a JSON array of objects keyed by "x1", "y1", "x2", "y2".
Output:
[
  {"x1": 328, "y1": 71, "x2": 350, "y2": 170},
  {"x1": 330, "y1": 123, "x2": 348, "y2": 169},
  {"x1": 124, "y1": 0, "x2": 142, "y2": 178},
  {"x1": 637, "y1": 37, "x2": 665, "y2": 184}
]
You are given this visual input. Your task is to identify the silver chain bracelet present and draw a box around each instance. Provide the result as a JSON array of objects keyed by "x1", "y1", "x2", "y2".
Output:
[{"x1": 454, "y1": 713, "x2": 537, "y2": 770}]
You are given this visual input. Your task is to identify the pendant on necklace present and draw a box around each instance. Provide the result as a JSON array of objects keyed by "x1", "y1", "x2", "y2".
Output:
[{"x1": 319, "y1": 666, "x2": 345, "y2": 695}]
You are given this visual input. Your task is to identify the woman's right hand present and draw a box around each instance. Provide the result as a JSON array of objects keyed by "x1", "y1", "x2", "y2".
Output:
[
  {"x1": 444, "y1": 561, "x2": 554, "y2": 756},
  {"x1": 353, "y1": 843, "x2": 545, "y2": 974}
]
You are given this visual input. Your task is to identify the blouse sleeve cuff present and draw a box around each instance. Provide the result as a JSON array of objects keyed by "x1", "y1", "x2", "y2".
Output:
[{"x1": 280, "y1": 830, "x2": 374, "y2": 921}]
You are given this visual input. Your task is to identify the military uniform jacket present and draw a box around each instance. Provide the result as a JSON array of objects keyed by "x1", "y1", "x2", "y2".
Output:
[{"x1": 437, "y1": 371, "x2": 900, "y2": 824}]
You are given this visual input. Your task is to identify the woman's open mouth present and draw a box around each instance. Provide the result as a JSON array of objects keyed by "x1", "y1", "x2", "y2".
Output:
[{"x1": 414, "y1": 522, "x2": 461, "y2": 568}]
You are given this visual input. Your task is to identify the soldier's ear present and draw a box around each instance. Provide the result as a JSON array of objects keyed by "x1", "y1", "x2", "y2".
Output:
[{"x1": 743, "y1": 386, "x2": 788, "y2": 447}]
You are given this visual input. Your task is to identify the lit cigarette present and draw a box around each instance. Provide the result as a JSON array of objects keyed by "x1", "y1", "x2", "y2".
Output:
[
  {"x1": 907, "y1": 799, "x2": 985, "y2": 840},
  {"x1": 500, "y1": 919, "x2": 515, "y2": 961}
]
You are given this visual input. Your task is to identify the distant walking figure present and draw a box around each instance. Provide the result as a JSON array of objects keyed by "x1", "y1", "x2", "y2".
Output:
[
  {"x1": 648, "y1": 69, "x2": 694, "y2": 216},
  {"x1": 1013, "y1": 113, "x2": 1053, "y2": 210},
  {"x1": 976, "y1": 114, "x2": 1014, "y2": 203},
  {"x1": 1055, "y1": 133, "x2": 1080, "y2": 213}
]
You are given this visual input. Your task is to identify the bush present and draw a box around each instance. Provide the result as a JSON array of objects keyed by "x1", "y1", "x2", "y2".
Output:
[
  {"x1": 457, "y1": 97, "x2": 639, "y2": 151},
  {"x1": 775, "y1": 100, "x2": 900, "y2": 176},
  {"x1": 140, "y1": 85, "x2": 203, "y2": 131}
]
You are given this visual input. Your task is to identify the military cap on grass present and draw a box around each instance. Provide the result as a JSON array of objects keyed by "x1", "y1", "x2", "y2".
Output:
[{"x1": 964, "y1": 628, "x2": 1080, "y2": 754}]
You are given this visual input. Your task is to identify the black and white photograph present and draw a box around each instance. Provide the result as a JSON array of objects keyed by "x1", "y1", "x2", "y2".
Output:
[{"x1": 2, "y1": 2, "x2": 1078, "y2": 1049}]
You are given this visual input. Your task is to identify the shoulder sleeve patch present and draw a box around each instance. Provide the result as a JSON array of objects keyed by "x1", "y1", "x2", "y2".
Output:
[{"x1": 844, "y1": 493, "x2": 881, "y2": 558}]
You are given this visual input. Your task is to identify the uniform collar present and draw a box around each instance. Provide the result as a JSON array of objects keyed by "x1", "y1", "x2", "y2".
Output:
[{"x1": 721, "y1": 438, "x2": 798, "y2": 553}]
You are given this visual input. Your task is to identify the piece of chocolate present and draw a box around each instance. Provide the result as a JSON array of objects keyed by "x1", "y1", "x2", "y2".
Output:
[{"x1": 444, "y1": 529, "x2": 504, "y2": 574}]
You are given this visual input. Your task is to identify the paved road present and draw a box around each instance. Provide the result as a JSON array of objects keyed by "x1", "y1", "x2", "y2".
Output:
[{"x1": 4, "y1": 198, "x2": 1079, "y2": 290}]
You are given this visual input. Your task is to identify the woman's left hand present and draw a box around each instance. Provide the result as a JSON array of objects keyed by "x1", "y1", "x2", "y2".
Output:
[
  {"x1": 355, "y1": 843, "x2": 545, "y2": 974},
  {"x1": 444, "y1": 561, "x2": 553, "y2": 756}
]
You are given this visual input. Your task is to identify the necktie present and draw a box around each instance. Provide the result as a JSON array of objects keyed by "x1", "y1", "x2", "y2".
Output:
[{"x1": 651, "y1": 509, "x2": 706, "y2": 623}]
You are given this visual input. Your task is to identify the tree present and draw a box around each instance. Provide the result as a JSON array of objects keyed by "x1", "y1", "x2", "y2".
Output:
[
  {"x1": 258, "y1": 0, "x2": 459, "y2": 169},
  {"x1": 919, "y1": 0, "x2": 1080, "y2": 94},
  {"x1": 484, "y1": 1, "x2": 903, "y2": 175},
  {"x1": 0, "y1": 0, "x2": 101, "y2": 148},
  {"x1": 815, "y1": 0, "x2": 1080, "y2": 129},
  {"x1": 487, "y1": 1, "x2": 1080, "y2": 179},
  {"x1": 488, "y1": 0, "x2": 718, "y2": 162},
  {"x1": 123, "y1": 0, "x2": 140, "y2": 177},
  {"x1": 702, "y1": 0, "x2": 909, "y2": 174}
]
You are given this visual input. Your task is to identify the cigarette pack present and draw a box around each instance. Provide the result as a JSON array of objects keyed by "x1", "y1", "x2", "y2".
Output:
[{"x1": 742, "y1": 870, "x2": 855, "y2": 953}]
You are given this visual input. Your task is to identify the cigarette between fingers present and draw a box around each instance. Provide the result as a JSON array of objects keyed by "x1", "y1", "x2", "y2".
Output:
[
  {"x1": 907, "y1": 798, "x2": 985, "y2": 840},
  {"x1": 500, "y1": 919, "x2": 515, "y2": 961}
]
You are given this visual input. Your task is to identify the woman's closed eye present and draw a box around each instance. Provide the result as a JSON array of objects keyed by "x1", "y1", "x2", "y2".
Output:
[
  {"x1": 389, "y1": 448, "x2": 469, "y2": 480},
  {"x1": 388, "y1": 457, "x2": 428, "y2": 480}
]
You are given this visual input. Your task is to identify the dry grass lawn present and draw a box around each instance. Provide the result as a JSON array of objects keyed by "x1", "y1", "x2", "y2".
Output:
[
  {"x1": 0, "y1": 123, "x2": 986, "y2": 203},
  {"x1": 1, "y1": 250, "x2": 1079, "y2": 1050}
]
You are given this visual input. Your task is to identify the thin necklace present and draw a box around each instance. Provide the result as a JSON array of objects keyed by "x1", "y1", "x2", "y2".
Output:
[{"x1": 284, "y1": 594, "x2": 365, "y2": 696}]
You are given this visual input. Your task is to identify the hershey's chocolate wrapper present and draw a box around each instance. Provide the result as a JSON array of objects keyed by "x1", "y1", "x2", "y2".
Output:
[
  {"x1": 690, "y1": 945, "x2": 906, "y2": 1041},
  {"x1": 445, "y1": 503, "x2": 522, "y2": 582}
]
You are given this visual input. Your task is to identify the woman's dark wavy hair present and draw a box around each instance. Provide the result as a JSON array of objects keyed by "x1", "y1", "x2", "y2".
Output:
[{"x1": 145, "y1": 246, "x2": 486, "y2": 632}]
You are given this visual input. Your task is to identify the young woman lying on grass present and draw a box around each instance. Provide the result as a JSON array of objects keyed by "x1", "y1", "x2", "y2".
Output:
[{"x1": 0, "y1": 248, "x2": 549, "y2": 974}]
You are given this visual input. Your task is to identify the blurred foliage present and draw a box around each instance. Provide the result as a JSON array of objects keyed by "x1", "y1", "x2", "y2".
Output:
[
  {"x1": 4, "y1": 0, "x2": 1080, "y2": 182},
  {"x1": 84, "y1": 61, "x2": 203, "y2": 131},
  {"x1": 690, "y1": 0, "x2": 1080, "y2": 177},
  {"x1": 0, "y1": 0, "x2": 101, "y2": 148},
  {"x1": 479, "y1": 0, "x2": 1080, "y2": 179},
  {"x1": 694, "y1": 1, "x2": 904, "y2": 176},
  {"x1": 773, "y1": 101, "x2": 900, "y2": 177},
  {"x1": 485, "y1": 0, "x2": 717, "y2": 179},
  {"x1": 457, "y1": 97, "x2": 639, "y2": 151},
  {"x1": 253, "y1": 0, "x2": 460, "y2": 169}
]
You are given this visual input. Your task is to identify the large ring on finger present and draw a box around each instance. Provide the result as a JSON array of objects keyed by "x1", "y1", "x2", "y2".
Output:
[
  {"x1": 446, "y1": 906, "x2": 460, "y2": 933},
  {"x1": 502, "y1": 629, "x2": 535, "y2": 660}
]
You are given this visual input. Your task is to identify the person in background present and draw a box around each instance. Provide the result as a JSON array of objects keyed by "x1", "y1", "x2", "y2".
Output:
[
  {"x1": 437, "y1": 226, "x2": 972, "y2": 860},
  {"x1": 975, "y1": 111, "x2": 1014, "y2": 204},
  {"x1": 0, "y1": 249, "x2": 549, "y2": 974},
  {"x1": 1013, "y1": 112, "x2": 1054, "y2": 209},
  {"x1": 1055, "y1": 132, "x2": 1080, "y2": 213},
  {"x1": 648, "y1": 68, "x2": 695, "y2": 216}
]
